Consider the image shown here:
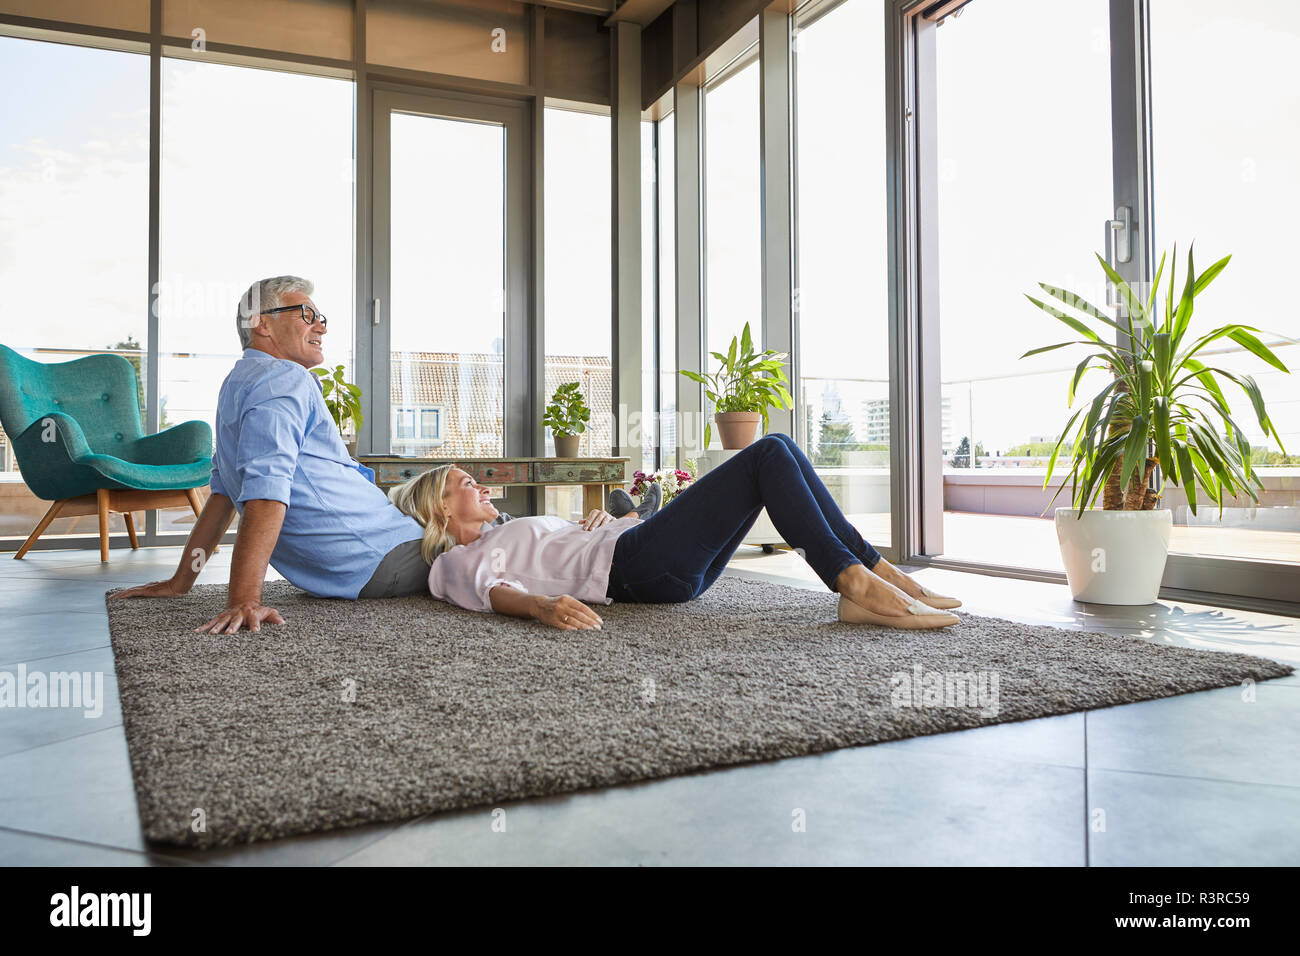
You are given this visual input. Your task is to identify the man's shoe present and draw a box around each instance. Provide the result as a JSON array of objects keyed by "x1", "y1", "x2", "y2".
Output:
[
  {"x1": 609, "y1": 483, "x2": 662, "y2": 520},
  {"x1": 633, "y1": 481, "x2": 661, "y2": 520},
  {"x1": 608, "y1": 488, "x2": 636, "y2": 517}
]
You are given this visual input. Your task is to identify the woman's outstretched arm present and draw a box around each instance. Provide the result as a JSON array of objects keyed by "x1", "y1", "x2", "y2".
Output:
[{"x1": 488, "y1": 583, "x2": 604, "y2": 630}]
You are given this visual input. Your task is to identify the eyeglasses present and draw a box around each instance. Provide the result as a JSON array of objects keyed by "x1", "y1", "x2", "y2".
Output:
[{"x1": 261, "y1": 304, "x2": 328, "y2": 330}]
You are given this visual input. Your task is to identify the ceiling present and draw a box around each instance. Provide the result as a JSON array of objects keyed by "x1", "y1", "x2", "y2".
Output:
[{"x1": 521, "y1": 0, "x2": 678, "y2": 28}]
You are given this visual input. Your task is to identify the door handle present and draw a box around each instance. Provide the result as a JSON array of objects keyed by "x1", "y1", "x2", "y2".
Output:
[
  {"x1": 1104, "y1": 206, "x2": 1132, "y2": 305},
  {"x1": 372, "y1": 297, "x2": 382, "y2": 326}
]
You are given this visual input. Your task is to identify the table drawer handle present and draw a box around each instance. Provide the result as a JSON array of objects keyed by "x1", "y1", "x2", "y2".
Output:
[
  {"x1": 485, "y1": 467, "x2": 495, "y2": 477},
  {"x1": 402, "y1": 469, "x2": 414, "y2": 478}
]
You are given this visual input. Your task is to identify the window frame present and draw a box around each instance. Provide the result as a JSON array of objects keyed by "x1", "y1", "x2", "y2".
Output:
[{"x1": 895, "y1": 0, "x2": 1297, "y2": 610}]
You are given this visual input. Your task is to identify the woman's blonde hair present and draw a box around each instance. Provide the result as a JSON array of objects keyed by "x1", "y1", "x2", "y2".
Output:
[{"x1": 388, "y1": 464, "x2": 459, "y2": 564}]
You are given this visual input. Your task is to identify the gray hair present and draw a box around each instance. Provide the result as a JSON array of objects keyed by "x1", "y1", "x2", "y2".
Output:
[{"x1": 236, "y1": 276, "x2": 314, "y2": 349}]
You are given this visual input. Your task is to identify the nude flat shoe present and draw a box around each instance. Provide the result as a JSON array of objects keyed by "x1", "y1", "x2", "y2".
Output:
[
  {"x1": 916, "y1": 584, "x2": 962, "y2": 610},
  {"x1": 838, "y1": 594, "x2": 960, "y2": 629}
]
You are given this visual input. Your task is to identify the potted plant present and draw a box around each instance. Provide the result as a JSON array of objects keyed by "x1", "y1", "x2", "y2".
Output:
[
  {"x1": 543, "y1": 381, "x2": 591, "y2": 457},
  {"x1": 679, "y1": 322, "x2": 793, "y2": 449},
  {"x1": 1024, "y1": 244, "x2": 1290, "y2": 604},
  {"x1": 311, "y1": 364, "x2": 364, "y2": 457}
]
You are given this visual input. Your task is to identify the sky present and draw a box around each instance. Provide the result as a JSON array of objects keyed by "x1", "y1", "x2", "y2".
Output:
[
  {"x1": 932, "y1": 0, "x2": 1298, "y2": 456},
  {"x1": 1, "y1": 0, "x2": 1295, "y2": 462}
]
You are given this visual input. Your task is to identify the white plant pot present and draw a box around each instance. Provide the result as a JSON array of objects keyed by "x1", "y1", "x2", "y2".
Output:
[{"x1": 1054, "y1": 508, "x2": 1172, "y2": 605}]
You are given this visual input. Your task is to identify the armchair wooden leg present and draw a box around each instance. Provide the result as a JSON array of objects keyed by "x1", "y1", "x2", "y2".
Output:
[
  {"x1": 184, "y1": 486, "x2": 219, "y2": 553},
  {"x1": 124, "y1": 511, "x2": 139, "y2": 549},
  {"x1": 14, "y1": 499, "x2": 66, "y2": 559},
  {"x1": 97, "y1": 488, "x2": 110, "y2": 563}
]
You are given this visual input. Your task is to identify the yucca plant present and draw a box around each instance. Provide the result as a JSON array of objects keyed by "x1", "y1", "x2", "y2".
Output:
[{"x1": 1023, "y1": 244, "x2": 1290, "y2": 518}]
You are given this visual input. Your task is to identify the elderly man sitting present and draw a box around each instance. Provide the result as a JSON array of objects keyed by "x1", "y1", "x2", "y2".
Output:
[{"x1": 111, "y1": 277, "x2": 453, "y2": 632}]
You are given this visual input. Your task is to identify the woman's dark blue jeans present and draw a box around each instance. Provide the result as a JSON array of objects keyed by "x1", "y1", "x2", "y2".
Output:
[{"x1": 605, "y1": 433, "x2": 883, "y2": 603}]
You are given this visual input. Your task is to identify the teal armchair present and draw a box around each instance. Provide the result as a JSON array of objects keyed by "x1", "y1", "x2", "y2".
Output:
[{"x1": 0, "y1": 344, "x2": 214, "y2": 562}]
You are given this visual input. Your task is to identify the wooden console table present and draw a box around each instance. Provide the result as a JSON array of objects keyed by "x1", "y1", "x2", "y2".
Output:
[{"x1": 359, "y1": 456, "x2": 629, "y2": 514}]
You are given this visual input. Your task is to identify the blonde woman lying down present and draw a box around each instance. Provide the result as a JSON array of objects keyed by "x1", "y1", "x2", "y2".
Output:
[{"x1": 388, "y1": 434, "x2": 961, "y2": 631}]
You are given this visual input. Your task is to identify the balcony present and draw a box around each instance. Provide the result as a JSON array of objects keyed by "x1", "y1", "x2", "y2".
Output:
[{"x1": 940, "y1": 467, "x2": 1300, "y2": 569}]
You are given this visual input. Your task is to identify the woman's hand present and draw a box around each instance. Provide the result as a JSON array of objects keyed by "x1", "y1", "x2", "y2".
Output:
[
  {"x1": 579, "y1": 509, "x2": 616, "y2": 531},
  {"x1": 534, "y1": 594, "x2": 603, "y2": 630},
  {"x1": 107, "y1": 577, "x2": 190, "y2": 600}
]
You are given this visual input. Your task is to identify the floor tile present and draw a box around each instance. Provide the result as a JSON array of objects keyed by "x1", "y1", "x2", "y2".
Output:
[
  {"x1": 0, "y1": 827, "x2": 184, "y2": 866},
  {"x1": 0, "y1": 728, "x2": 146, "y2": 852},
  {"x1": 1086, "y1": 683, "x2": 1300, "y2": 788},
  {"x1": 154, "y1": 819, "x2": 414, "y2": 867},
  {"x1": 0, "y1": 646, "x2": 121, "y2": 757},
  {"x1": 5, "y1": 586, "x2": 120, "y2": 617},
  {"x1": 1088, "y1": 769, "x2": 1300, "y2": 866},
  {"x1": 0, "y1": 610, "x2": 110, "y2": 665},
  {"x1": 336, "y1": 745, "x2": 1085, "y2": 866},
  {"x1": 875, "y1": 711, "x2": 1085, "y2": 768}
]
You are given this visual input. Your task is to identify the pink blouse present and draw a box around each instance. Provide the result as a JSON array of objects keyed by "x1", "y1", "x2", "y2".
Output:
[{"x1": 426, "y1": 515, "x2": 640, "y2": 612}]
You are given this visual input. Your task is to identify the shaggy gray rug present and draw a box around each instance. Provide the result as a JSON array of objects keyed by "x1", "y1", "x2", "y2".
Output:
[{"x1": 105, "y1": 577, "x2": 1292, "y2": 847}]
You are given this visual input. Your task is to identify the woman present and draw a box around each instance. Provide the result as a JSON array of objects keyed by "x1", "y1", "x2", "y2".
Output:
[{"x1": 390, "y1": 433, "x2": 961, "y2": 631}]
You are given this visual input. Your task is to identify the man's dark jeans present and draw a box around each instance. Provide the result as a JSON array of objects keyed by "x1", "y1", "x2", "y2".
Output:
[{"x1": 606, "y1": 433, "x2": 883, "y2": 603}]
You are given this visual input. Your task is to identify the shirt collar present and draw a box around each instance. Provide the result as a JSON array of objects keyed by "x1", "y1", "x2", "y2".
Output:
[{"x1": 240, "y1": 348, "x2": 324, "y2": 392}]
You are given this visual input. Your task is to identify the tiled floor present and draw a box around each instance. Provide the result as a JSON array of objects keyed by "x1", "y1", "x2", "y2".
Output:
[{"x1": 1, "y1": 543, "x2": 1297, "y2": 866}]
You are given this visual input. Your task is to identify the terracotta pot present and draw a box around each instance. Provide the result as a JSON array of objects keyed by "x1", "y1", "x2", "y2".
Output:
[
  {"x1": 554, "y1": 434, "x2": 580, "y2": 458},
  {"x1": 714, "y1": 412, "x2": 761, "y2": 449},
  {"x1": 345, "y1": 439, "x2": 358, "y2": 459}
]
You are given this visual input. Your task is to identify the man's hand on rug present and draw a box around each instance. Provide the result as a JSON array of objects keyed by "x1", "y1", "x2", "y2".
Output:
[
  {"x1": 108, "y1": 577, "x2": 190, "y2": 600},
  {"x1": 535, "y1": 594, "x2": 603, "y2": 630},
  {"x1": 195, "y1": 602, "x2": 285, "y2": 635}
]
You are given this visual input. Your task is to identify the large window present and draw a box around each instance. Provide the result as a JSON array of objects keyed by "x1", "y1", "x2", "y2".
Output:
[
  {"x1": 641, "y1": 119, "x2": 658, "y2": 473},
  {"x1": 543, "y1": 107, "x2": 612, "y2": 461},
  {"x1": 1149, "y1": 0, "x2": 1300, "y2": 566},
  {"x1": 388, "y1": 108, "x2": 504, "y2": 459},
  {"x1": 0, "y1": 37, "x2": 148, "y2": 543},
  {"x1": 159, "y1": 58, "x2": 354, "y2": 530},
  {"x1": 704, "y1": 54, "x2": 761, "y2": 445},
  {"x1": 657, "y1": 113, "x2": 677, "y2": 466},
  {"x1": 793, "y1": 0, "x2": 891, "y2": 547},
  {"x1": 935, "y1": 0, "x2": 1114, "y2": 570}
]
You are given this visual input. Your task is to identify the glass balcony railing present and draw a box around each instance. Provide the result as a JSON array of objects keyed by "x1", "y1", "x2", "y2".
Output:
[{"x1": 941, "y1": 339, "x2": 1299, "y2": 568}]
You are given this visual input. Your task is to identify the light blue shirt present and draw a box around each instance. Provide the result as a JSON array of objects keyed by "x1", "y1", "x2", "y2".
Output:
[{"x1": 209, "y1": 348, "x2": 422, "y2": 599}]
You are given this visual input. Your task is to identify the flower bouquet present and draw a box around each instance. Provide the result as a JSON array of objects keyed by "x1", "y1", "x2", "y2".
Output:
[{"x1": 630, "y1": 459, "x2": 698, "y2": 506}]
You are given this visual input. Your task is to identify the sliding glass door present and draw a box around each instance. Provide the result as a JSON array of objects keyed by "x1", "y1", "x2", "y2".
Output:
[
  {"x1": 1147, "y1": 0, "x2": 1300, "y2": 574},
  {"x1": 368, "y1": 89, "x2": 530, "y2": 459},
  {"x1": 931, "y1": 0, "x2": 1116, "y2": 572},
  {"x1": 793, "y1": 0, "x2": 892, "y2": 549},
  {"x1": 903, "y1": 0, "x2": 1294, "y2": 603}
]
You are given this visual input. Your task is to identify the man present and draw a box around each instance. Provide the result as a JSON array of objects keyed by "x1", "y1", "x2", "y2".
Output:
[{"x1": 110, "y1": 276, "x2": 432, "y2": 633}]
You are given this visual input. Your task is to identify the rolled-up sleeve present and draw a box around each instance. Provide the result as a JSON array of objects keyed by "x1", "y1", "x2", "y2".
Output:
[
  {"x1": 232, "y1": 369, "x2": 314, "y2": 506},
  {"x1": 209, "y1": 459, "x2": 226, "y2": 497},
  {"x1": 427, "y1": 545, "x2": 526, "y2": 612}
]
